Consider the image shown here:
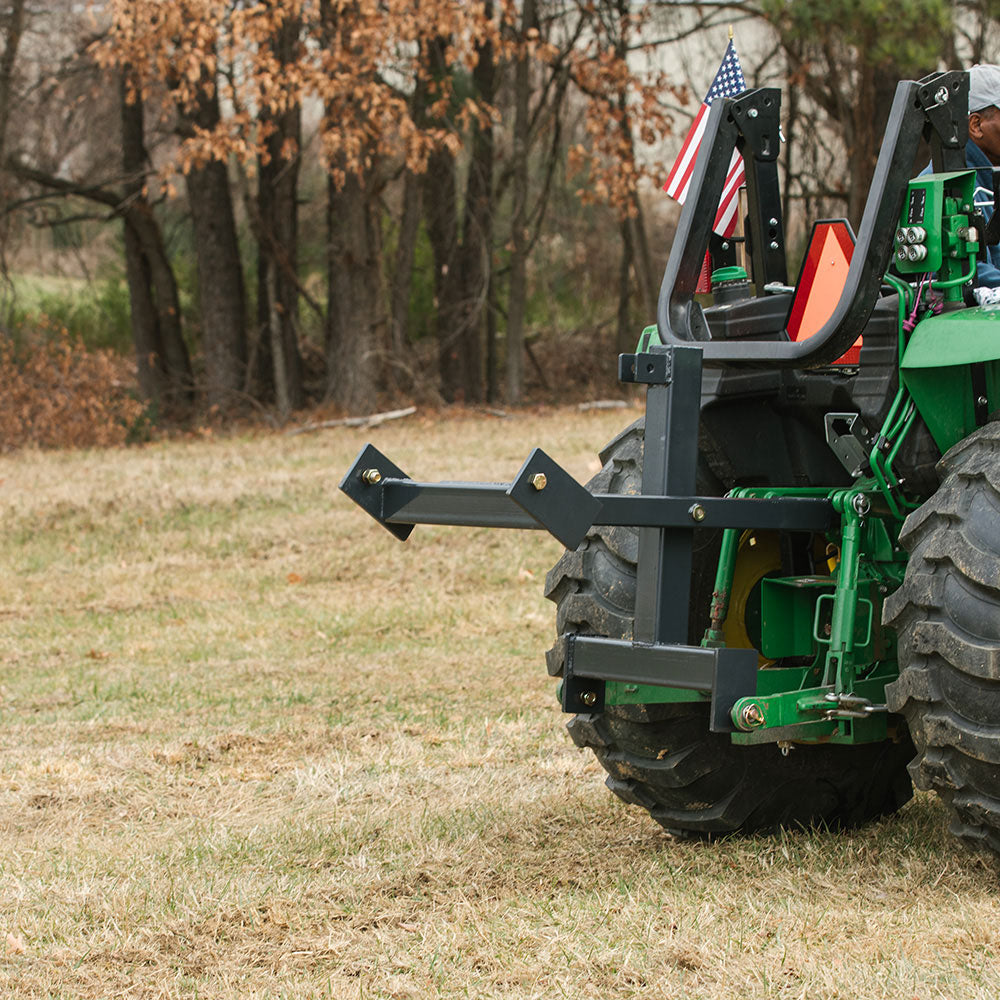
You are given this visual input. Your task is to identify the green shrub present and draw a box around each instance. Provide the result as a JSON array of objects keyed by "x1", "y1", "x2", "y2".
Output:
[{"x1": 5, "y1": 275, "x2": 134, "y2": 354}]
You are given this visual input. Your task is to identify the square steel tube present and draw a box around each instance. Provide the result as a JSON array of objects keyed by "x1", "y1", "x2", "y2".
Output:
[
  {"x1": 633, "y1": 346, "x2": 703, "y2": 646},
  {"x1": 592, "y1": 495, "x2": 835, "y2": 532},
  {"x1": 569, "y1": 635, "x2": 722, "y2": 690},
  {"x1": 565, "y1": 634, "x2": 758, "y2": 732},
  {"x1": 383, "y1": 482, "x2": 538, "y2": 530},
  {"x1": 381, "y1": 485, "x2": 834, "y2": 534}
]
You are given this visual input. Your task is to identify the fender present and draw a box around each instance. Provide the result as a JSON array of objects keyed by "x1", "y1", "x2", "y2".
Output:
[{"x1": 901, "y1": 305, "x2": 1000, "y2": 451}]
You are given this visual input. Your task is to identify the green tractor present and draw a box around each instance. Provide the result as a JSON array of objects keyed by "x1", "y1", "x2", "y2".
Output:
[{"x1": 341, "y1": 70, "x2": 1000, "y2": 858}]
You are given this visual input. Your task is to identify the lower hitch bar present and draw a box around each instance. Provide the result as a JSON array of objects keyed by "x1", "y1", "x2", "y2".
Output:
[{"x1": 340, "y1": 443, "x2": 837, "y2": 550}]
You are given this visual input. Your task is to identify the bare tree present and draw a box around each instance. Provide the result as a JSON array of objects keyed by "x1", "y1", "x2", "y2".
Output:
[
  {"x1": 119, "y1": 67, "x2": 193, "y2": 409},
  {"x1": 505, "y1": 0, "x2": 537, "y2": 405},
  {"x1": 254, "y1": 2, "x2": 304, "y2": 416},
  {"x1": 0, "y1": 0, "x2": 25, "y2": 199}
]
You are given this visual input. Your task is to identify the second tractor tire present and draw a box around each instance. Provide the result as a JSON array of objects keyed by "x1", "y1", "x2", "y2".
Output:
[{"x1": 885, "y1": 422, "x2": 1000, "y2": 858}]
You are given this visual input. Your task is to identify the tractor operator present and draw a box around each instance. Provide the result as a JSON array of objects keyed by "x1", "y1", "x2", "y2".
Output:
[{"x1": 966, "y1": 64, "x2": 1000, "y2": 296}]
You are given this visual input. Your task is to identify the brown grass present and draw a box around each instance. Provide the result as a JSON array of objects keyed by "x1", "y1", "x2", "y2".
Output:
[{"x1": 0, "y1": 405, "x2": 998, "y2": 999}]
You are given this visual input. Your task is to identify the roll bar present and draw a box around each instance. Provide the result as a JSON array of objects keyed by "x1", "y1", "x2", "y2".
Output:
[{"x1": 656, "y1": 71, "x2": 970, "y2": 367}]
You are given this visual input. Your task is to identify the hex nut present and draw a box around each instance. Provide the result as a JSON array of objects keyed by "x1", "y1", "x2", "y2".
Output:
[
  {"x1": 581, "y1": 691, "x2": 597, "y2": 707},
  {"x1": 361, "y1": 468, "x2": 382, "y2": 485},
  {"x1": 531, "y1": 473, "x2": 548, "y2": 491},
  {"x1": 689, "y1": 503, "x2": 706, "y2": 522}
]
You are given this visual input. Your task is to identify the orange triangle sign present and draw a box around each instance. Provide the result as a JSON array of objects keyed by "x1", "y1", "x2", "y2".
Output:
[{"x1": 787, "y1": 220, "x2": 860, "y2": 364}]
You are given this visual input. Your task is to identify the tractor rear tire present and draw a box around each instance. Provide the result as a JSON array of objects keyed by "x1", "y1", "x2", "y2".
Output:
[
  {"x1": 884, "y1": 422, "x2": 1000, "y2": 858},
  {"x1": 545, "y1": 419, "x2": 915, "y2": 837}
]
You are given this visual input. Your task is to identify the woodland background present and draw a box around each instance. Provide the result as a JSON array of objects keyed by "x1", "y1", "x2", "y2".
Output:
[{"x1": 0, "y1": 0, "x2": 999, "y2": 447}]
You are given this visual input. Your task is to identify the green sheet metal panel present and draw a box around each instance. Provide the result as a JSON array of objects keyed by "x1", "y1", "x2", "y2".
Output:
[
  {"x1": 900, "y1": 306, "x2": 1000, "y2": 453},
  {"x1": 760, "y1": 576, "x2": 835, "y2": 660}
]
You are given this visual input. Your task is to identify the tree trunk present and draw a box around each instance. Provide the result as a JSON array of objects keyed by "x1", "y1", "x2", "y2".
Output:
[
  {"x1": 629, "y1": 213, "x2": 656, "y2": 323},
  {"x1": 0, "y1": 0, "x2": 25, "y2": 261},
  {"x1": 842, "y1": 63, "x2": 904, "y2": 227},
  {"x1": 617, "y1": 216, "x2": 634, "y2": 356},
  {"x1": 120, "y1": 71, "x2": 192, "y2": 410},
  {"x1": 485, "y1": 270, "x2": 498, "y2": 403},
  {"x1": 388, "y1": 69, "x2": 428, "y2": 388},
  {"x1": 0, "y1": 0, "x2": 24, "y2": 169},
  {"x1": 325, "y1": 170, "x2": 381, "y2": 412},
  {"x1": 264, "y1": 259, "x2": 291, "y2": 414},
  {"x1": 422, "y1": 32, "x2": 489, "y2": 404},
  {"x1": 255, "y1": 8, "x2": 303, "y2": 414},
  {"x1": 320, "y1": 0, "x2": 381, "y2": 412},
  {"x1": 121, "y1": 215, "x2": 161, "y2": 399},
  {"x1": 178, "y1": 73, "x2": 247, "y2": 408},
  {"x1": 389, "y1": 168, "x2": 422, "y2": 365},
  {"x1": 612, "y1": 0, "x2": 655, "y2": 330},
  {"x1": 782, "y1": 49, "x2": 800, "y2": 229},
  {"x1": 506, "y1": 0, "x2": 538, "y2": 404},
  {"x1": 453, "y1": 11, "x2": 495, "y2": 403},
  {"x1": 185, "y1": 160, "x2": 247, "y2": 407},
  {"x1": 418, "y1": 11, "x2": 495, "y2": 403},
  {"x1": 422, "y1": 138, "x2": 462, "y2": 400}
]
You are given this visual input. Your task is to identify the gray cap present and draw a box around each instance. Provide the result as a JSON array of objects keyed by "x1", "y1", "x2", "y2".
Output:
[{"x1": 969, "y1": 64, "x2": 1000, "y2": 112}]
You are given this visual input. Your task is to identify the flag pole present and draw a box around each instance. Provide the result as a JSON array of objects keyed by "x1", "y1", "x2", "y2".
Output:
[{"x1": 729, "y1": 26, "x2": 742, "y2": 270}]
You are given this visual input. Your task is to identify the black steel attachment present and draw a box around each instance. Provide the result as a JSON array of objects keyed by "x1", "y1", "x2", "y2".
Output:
[
  {"x1": 340, "y1": 444, "x2": 415, "y2": 541},
  {"x1": 559, "y1": 635, "x2": 758, "y2": 733},
  {"x1": 340, "y1": 440, "x2": 833, "y2": 551},
  {"x1": 656, "y1": 71, "x2": 971, "y2": 367},
  {"x1": 339, "y1": 346, "x2": 836, "y2": 724},
  {"x1": 339, "y1": 443, "x2": 601, "y2": 549}
]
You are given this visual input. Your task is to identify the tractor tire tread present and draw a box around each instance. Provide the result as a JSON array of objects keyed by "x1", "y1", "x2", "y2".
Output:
[
  {"x1": 550, "y1": 421, "x2": 914, "y2": 837},
  {"x1": 885, "y1": 422, "x2": 1000, "y2": 858}
]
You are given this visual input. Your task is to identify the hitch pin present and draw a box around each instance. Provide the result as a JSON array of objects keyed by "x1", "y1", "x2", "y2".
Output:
[{"x1": 822, "y1": 692, "x2": 886, "y2": 717}]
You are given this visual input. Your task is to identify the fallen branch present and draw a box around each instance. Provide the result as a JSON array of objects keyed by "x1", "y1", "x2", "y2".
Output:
[
  {"x1": 577, "y1": 399, "x2": 629, "y2": 411},
  {"x1": 286, "y1": 406, "x2": 417, "y2": 436}
]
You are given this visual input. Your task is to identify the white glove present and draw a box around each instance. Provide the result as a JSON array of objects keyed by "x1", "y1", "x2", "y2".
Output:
[{"x1": 973, "y1": 286, "x2": 1000, "y2": 306}]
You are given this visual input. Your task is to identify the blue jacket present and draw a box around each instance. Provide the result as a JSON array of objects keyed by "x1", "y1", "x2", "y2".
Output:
[{"x1": 967, "y1": 140, "x2": 1000, "y2": 288}]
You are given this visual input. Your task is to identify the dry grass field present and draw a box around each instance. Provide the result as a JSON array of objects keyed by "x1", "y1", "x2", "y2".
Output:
[{"x1": 1, "y1": 405, "x2": 999, "y2": 999}]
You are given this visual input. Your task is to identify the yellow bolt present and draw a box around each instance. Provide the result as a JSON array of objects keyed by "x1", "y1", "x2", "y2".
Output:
[
  {"x1": 361, "y1": 468, "x2": 382, "y2": 485},
  {"x1": 531, "y1": 473, "x2": 548, "y2": 491}
]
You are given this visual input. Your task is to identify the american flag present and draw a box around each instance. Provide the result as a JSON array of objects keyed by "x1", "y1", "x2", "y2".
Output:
[{"x1": 663, "y1": 40, "x2": 747, "y2": 238}]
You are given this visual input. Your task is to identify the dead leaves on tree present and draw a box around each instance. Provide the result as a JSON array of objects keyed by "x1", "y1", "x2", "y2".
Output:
[{"x1": 92, "y1": 0, "x2": 680, "y2": 212}]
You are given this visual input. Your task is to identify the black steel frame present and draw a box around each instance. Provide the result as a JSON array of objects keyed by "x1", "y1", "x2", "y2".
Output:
[
  {"x1": 341, "y1": 344, "x2": 832, "y2": 731},
  {"x1": 340, "y1": 70, "x2": 974, "y2": 734}
]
